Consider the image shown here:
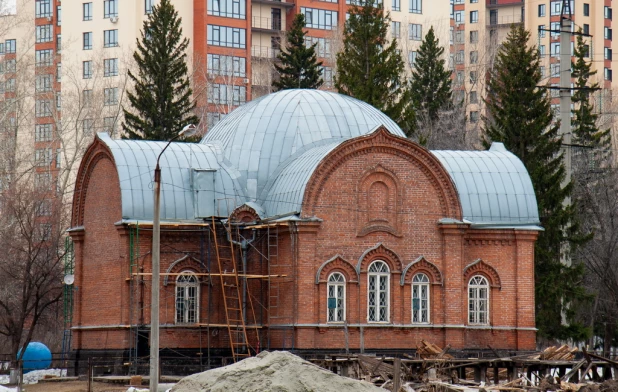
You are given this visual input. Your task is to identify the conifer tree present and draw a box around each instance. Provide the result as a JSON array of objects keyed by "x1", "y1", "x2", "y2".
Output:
[
  {"x1": 122, "y1": 0, "x2": 198, "y2": 141},
  {"x1": 571, "y1": 32, "x2": 610, "y2": 150},
  {"x1": 409, "y1": 26, "x2": 453, "y2": 142},
  {"x1": 335, "y1": 0, "x2": 413, "y2": 133},
  {"x1": 483, "y1": 25, "x2": 589, "y2": 340},
  {"x1": 273, "y1": 14, "x2": 323, "y2": 90}
]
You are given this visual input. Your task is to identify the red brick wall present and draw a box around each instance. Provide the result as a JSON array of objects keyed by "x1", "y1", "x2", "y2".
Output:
[{"x1": 71, "y1": 131, "x2": 537, "y2": 354}]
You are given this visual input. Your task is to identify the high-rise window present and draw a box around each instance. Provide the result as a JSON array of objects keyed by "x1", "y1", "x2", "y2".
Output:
[
  {"x1": 83, "y1": 2, "x2": 92, "y2": 20},
  {"x1": 35, "y1": 49, "x2": 54, "y2": 67},
  {"x1": 470, "y1": 10, "x2": 478, "y2": 23},
  {"x1": 207, "y1": 0, "x2": 246, "y2": 19},
  {"x1": 104, "y1": 0, "x2": 118, "y2": 18},
  {"x1": 83, "y1": 32, "x2": 92, "y2": 50},
  {"x1": 392, "y1": 0, "x2": 400, "y2": 12},
  {"x1": 207, "y1": 54, "x2": 246, "y2": 77},
  {"x1": 538, "y1": 4, "x2": 545, "y2": 17},
  {"x1": 35, "y1": 0, "x2": 52, "y2": 18},
  {"x1": 469, "y1": 30, "x2": 478, "y2": 43},
  {"x1": 605, "y1": 7, "x2": 613, "y2": 20},
  {"x1": 104, "y1": 58, "x2": 118, "y2": 76},
  {"x1": 300, "y1": 7, "x2": 337, "y2": 30},
  {"x1": 409, "y1": 0, "x2": 421, "y2": 14},
  {"x1": 583, "y1": 3, "x2": 589, "y2": 16},
  {"x1": 605, "y1": 27, "x2": 613, "y2": 40},
  {"x1": 104, "y1": 87, "x2": 119, "y2": 105},
  {"x1": 391, "y1": 21, "x2": 400, "y2": 38},
  {"x1": 208, "y1": 84, "x2": 247, "y2": 105},
  {"x1": 145, "y1": 0, "x2": 154, "y2": 14},
  {"x1": 5, "y1": 39, "x2": 16, "y2": 54},
  {"x1": 56, "y1": 6, "x2": 61, "y2": 25},
  {"x1": 35, "y1": 124, "x2": 53, "y2": 142},
  {"x1": 35, "y1": 100, "x2": 52, "y2": 117},
  {"x1": 408, "y1": 51, "x2": 417, "y2": 67},
  {"x1": 409, "y1": 23, "x2": 422, "y2": 40},
  {"x1": 36, "y1": 25, "x2": 53, "y2": 43},
  {"x1": 83, "y1": 61, "x2": 93, "y2": 79},
  {"x1": 36, "y1": 75, "x2": 53, "y2": 92},
  {"x1": 207, "y1": 25, "x2": 246, "y2": 48},
  {"x1": 104, "y1": 30, "x2": 118, "y2": 47},
  {"x1": 605, "y1": 48, "x2": 613, "y2": 61}
]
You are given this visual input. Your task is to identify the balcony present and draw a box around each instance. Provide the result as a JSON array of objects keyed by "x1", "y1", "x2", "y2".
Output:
[
  {"x1": 487, "y1": 15, "x2": 524, "y2": 27},
  {"x1": 252, "y1": 17, "x2": 282, "y2": 33},
  {"x1": 252, "y1": 46, "x2": 281, "y2": 59},
  {"x1": 251, "y1": 0, "x2": 295, "y2": 7}
]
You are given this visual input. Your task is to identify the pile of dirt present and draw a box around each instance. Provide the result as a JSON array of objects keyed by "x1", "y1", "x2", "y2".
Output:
[{"x1": 172, "y1": 351, "x2": 383, "y2": 392}]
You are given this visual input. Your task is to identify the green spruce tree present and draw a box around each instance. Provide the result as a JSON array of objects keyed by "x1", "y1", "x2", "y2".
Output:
[
  {"x1": 483, "y1": 25, "x2": 589, "y2": 341},
  {"x1": 571, "y1": 32, "x2": 610, "y2": 150},
  {"x1": 409, "y1": 26, "x2": 453, "y2": 142},
  {"x1": 273, "y1": 14, "x2": 323, "y2": 90},
  {"x1": 335, "y1": 0, "x2": 413, "y2": 133},
  {"x1": 122, "y1": 0, "x2": 198, "y2": 141}
]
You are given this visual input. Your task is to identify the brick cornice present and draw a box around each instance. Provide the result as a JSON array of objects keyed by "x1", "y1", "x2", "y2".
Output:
[{"x1": 301, "y1": 127, "x2": 462, "y2": 220}]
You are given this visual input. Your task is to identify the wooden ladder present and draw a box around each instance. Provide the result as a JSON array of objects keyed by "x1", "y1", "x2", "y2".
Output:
[{"x1": 210, "y1": 217, "x2": 251, "y2": 362}]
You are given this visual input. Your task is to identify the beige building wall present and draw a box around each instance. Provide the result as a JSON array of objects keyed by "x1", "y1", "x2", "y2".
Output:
[{"x1": 384, "y1": 0, "x2": 451, "y2": 76}]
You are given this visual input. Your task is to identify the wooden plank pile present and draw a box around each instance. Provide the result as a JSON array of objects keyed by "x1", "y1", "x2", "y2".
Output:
[
  {"x1": 534, "y1": 345, "x2": 579, "y2": 361},
  {"x1": 417, "y1": 340, "x2": 454, "y2": 359}
]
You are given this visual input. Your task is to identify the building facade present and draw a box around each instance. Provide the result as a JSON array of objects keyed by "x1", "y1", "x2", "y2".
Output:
[
  {"x1": 451, "y1": 0, "x2": 618, "y2": 144},
  {"x1": 69, "y1": 90, "x2": 540, "y2": 369}
]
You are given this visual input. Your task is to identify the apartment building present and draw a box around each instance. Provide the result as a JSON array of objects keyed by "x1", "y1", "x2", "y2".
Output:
[
  {"x1": 0, "y1": 0, "x2": 64, "y2": 205},
  {"x1": 2, "y1": 0, "x2": 450, "y2": 140},
  {"x1": 451, "y1": 0, "x2": 617, "y2": 137}
]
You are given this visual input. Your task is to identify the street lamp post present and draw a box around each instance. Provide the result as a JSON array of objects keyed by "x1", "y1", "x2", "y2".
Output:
[{"x1": 150, "y1": 124, "x2": 197, "y2": 392}]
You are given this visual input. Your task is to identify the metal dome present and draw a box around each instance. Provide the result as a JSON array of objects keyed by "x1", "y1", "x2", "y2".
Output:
[{"x1": 201, "y1": 89, "x2": 405, "y2": 201}]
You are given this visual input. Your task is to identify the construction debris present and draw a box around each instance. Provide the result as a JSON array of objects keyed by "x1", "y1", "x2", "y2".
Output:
[
  {"x1": 534, "y1": 345, "x2": 579, "y2": 361},
  {"x1": 417, "y1": 340, "x2": 454, "y2": 359}
]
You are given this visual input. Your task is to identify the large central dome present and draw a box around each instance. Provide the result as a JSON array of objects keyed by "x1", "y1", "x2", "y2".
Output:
[{"x1": 201, "y1": 89, "x2": 405, "y2": 201}]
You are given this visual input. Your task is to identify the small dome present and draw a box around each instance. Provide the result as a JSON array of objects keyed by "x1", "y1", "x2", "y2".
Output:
[{"x1": 201, "y1": 89, "x2": 405, "y2": 200}]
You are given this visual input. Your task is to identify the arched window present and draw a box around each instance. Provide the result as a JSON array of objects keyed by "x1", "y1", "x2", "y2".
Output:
[
  {"x1": 412, "y1": 273, "x2": 430, "y2": 324},
  {"x1": 176, "y1": 272, "x2": 199, "y2": 324},
  {"x1": 468, "y1": 275, "x2": 489, "y2": 325},
  {"x1": 327, "y1": 272, "x2": 345, "y2": 322},
  {"x1": 368, "y1": 260, "x2": 390, "y2": 322}
]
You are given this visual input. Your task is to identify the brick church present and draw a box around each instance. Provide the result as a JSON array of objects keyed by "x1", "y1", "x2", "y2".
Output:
[{"x1": 68, "y1": 89, "x2": 540, "y2": 365}]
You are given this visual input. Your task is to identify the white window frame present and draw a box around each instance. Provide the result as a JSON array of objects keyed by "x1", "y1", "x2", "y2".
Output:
[
  {"x1": 367, "y1": 260, "x2": 390, "y2": 323},
  {"x1": 468, "y1": 275, "x2": 489, "y2": 325},
  {"x1": 412, "y1": 273, "x2": 430, "y2": 324},
  {"x1": 175, "y1": 271, "x2": 200, "y2": 324},
  {"x1": 327, "y1": 272, "x2": 345, "y2": 323}
]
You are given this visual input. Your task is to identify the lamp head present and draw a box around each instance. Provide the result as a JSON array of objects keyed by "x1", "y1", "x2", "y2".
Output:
[{"x1": 179, "y1": 124, "x2": 197, "y2": 137}]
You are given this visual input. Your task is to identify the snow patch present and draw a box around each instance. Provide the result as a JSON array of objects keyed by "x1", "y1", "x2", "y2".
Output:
[{"x1": 23, "y1": 368, "x2": 67, "y2": 384}]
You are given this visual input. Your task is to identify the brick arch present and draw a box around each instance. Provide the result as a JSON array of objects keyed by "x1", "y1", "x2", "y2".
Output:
[
  {"x1": 71, "y1": 137, "x2": 118, "y2": 227},
  {"x1": 357, "y1": 164, "x2": 402, "y2": 237},
  {"x1": 230, "y1": 203, "x2": 262, "y2": 223},
  {"x1": 400, "y1": 256, "x2": 443, "y2": 286},
  {"x1": 356, "y1": 243, "x2": 403, "y2": 274},
  {"x1": 315, "y1": 255, "x2": 358, "y2": 284},
  {"x1": 463, "y1": 259, "x2": 501, "y2": 289},
  {"x1": 163, "y1": 255, "x2": 204, "y2": 286},
  {"x1": 302, "y1": 127, "x2": 462, "y2": 221}
]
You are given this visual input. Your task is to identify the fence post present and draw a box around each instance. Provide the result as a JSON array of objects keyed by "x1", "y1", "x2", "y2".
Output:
[
  {"x1": 17, "y1": 360, "x2": 23, "y2": 392},
  {"x1": 87, "y1": 357, "x2": 92, "y2": 392}
]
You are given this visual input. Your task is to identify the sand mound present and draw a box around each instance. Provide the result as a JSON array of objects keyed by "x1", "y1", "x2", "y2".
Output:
[{"x1": 172, "y1": 351, "x2": 383, "y2": 392}]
